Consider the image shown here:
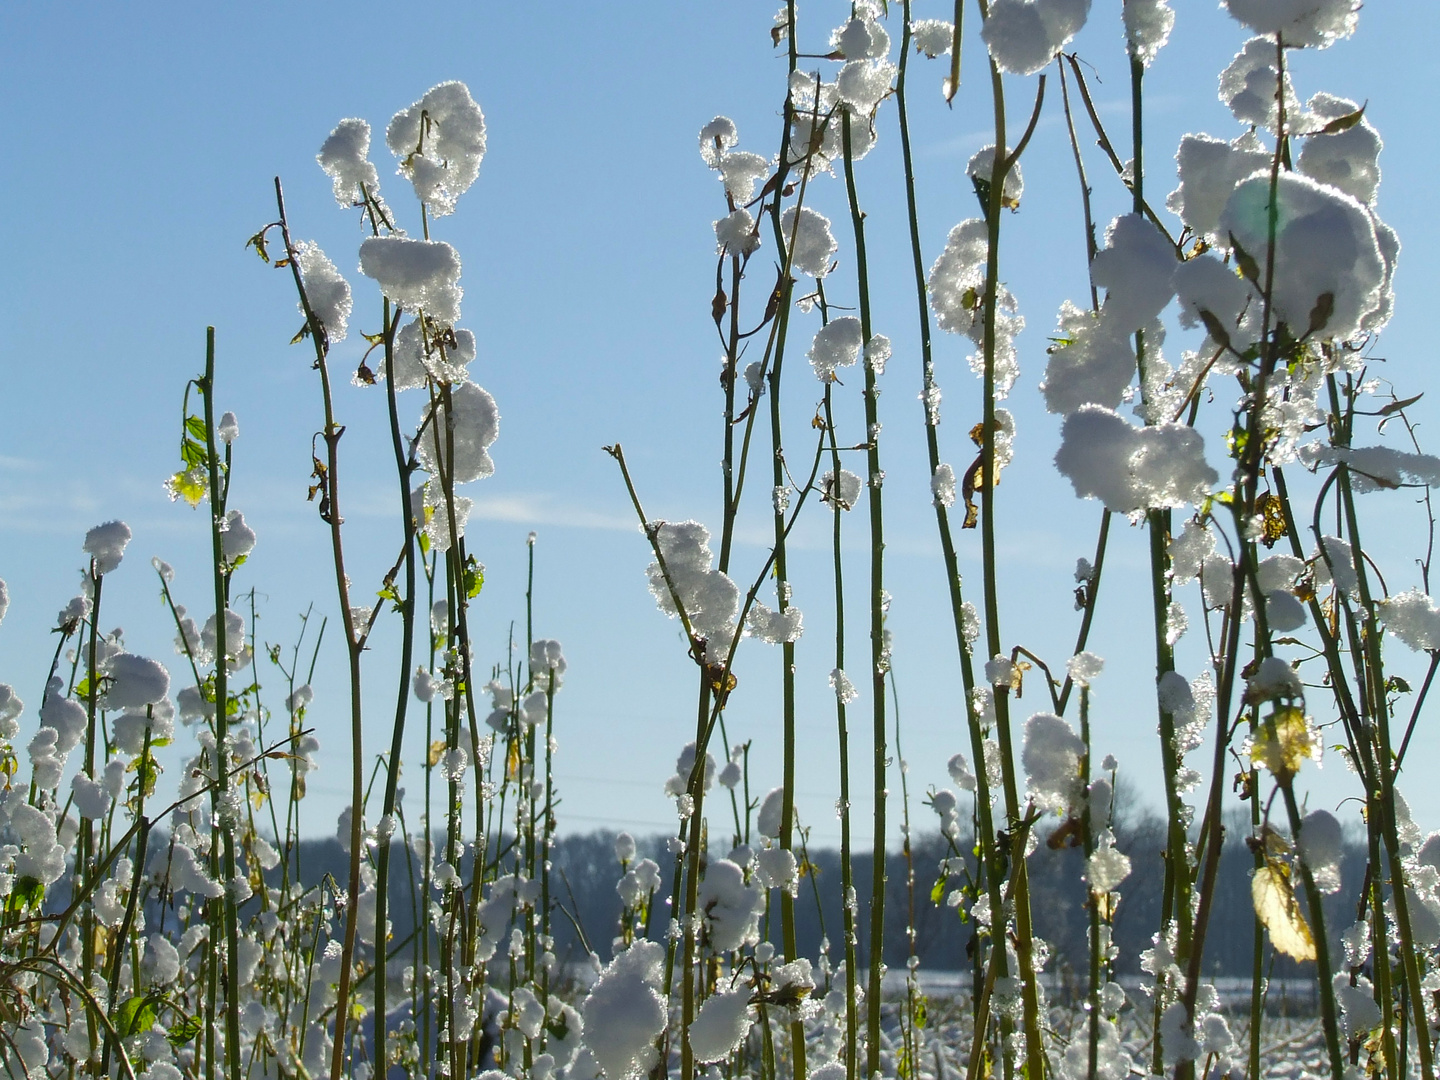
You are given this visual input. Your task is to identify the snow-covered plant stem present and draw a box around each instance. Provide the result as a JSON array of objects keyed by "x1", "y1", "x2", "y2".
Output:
[
  {"x1": 273, "y1": 179, "x2": 367, "y2": 1080},
  {"x1": 839, "y1": 101, "x2": 891, "y2": 1080},
  {"x1": 896, "y1": 17, "x2": 1021, "y2": 1072},
  {"x1": 198, "y1": 329, "x2": 244, "y2": 1080},
  {"x1": 976, "y1": 7, "x2": 1046, "y2": 1074},
  {"x1": 765, "y1": 18, "x2": 807, "y2": 1075},
  {"x1": 1120, "y1": 49, "x2": 1192, "y2": 1074},
  {"x1": 766, "y1": 187, "x2": 808, "y2": 1080}
]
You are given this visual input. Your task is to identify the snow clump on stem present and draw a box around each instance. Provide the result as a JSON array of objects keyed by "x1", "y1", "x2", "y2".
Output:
[
  {"x1": 386, "y1": 81, "x2": 487, "y2": 217},
  {"x1": 415, "y1": 381, "x2": 500, "y2": 485},
  {"x1": 359, "y1": 236, "x2": 463, "y2": 327}
]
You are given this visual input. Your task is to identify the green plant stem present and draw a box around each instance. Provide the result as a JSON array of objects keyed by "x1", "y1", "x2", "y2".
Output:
[
  {"x1": 272, "y1": 180, "x2": 366, "y2": 1080},
  {"x1": 976, "y1": 12, "x2": 1044, "y2": 1075},
  {"x1": 823, "y1": 386, "x2": 860, "y2": 1078},
  {"x1": 766, "y1": 197, "x2": 806, "y2": 1080},
  {"x1": 895, "y1": 17, "x2": 1014, "y2": 1069},
  {"x1": 373, "y1": 298, "x2": 418, "y2": 1076},
  {"x1": 840, "y1": 106, "x2": 889, "y2": 1079},
  {"x1": 199, "y1": 328, "x2": 244, "y2": 1080}
]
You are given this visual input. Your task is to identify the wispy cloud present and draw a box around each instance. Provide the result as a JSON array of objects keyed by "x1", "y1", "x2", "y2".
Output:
[{"x1": 468, "y1": 491, "x2": 638, "y2": 532}]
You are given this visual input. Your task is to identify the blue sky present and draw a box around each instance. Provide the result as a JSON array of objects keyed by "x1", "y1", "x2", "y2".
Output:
[{"x1": 2, "y1": 2, "x2": 1438, "y2": 847}]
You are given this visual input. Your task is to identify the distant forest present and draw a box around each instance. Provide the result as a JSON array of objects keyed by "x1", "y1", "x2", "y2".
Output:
[{"x1": 276, "y1": 799, "x2": 1366, "y2": 986}]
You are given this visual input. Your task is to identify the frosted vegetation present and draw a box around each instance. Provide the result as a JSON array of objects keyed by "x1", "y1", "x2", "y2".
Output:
[{"x1": 3, "y1": 1, "x2": 1438, "y2": 1079}]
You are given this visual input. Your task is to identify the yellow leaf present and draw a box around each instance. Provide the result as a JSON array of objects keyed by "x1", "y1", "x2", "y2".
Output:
[
  {"x1": 1251, "y1": 706, "x2": 1318, "y2": 780},
  {"x1": 428, "y1": 740, "x2": 446, "y2": 767},
  {"x1": 166, "y1": 468, "x2": 207, "y2": 508},
  {"x1": 1252, "y1": 861, "x2": 1316, "y2": 961}
]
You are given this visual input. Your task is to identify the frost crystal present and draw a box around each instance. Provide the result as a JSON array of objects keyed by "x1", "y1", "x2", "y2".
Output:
[
  {"x1": 102, "y1": 653, "x2": 169, "y2": 711},
  {"x1": 1087, "y1": 830, "x2": 1132, "y2": 893},
  {"x1": 757, "y1": 787, "x2": 789, "y2": 839},
  {"x1": 715, "y1": 209, "x2": 760, "y2": 257},
  {"x1": 0, "y1": 684, "x2": 22, "y2": 740},
  {"x1": 1312, "y1": 535, "x2": 1358, "y2": 597},
  {"x1": 968, "y1": 146, "x2": 1023, "y2": 208},
  {"x1": 698, "y1": 117, "x2": 738, "y2": 166},
  {"x1": 865, "y1": 334, "x2": 891, "y2": 375},
  {"x1": 217, "y1": 411, "x2": 239, "y2": 445},
  {"x1": 821, "y1": 469, "x2": 863, "y2": 510},
  {"x1": 317, "y1": 118, "x2": 384, "y2": 210},
  {"x1": 928, "y1": 218, "x2": 1024, "y2": 399},
  {"x1": 581, "y1": 941, "x2": 667, "y2": 1080},
  {"x1": 1054, "y1": 405, "x2": 1218, "y2": 513},
  {"x1": 808, "y1": 318, "x2": 864, "y2": 381},
  {"x1": 948, "y1": 752, "x2": 977, "y2": 792},
  {"x1": 931, "y1": 463, "x2": 957, "y2": 508},
  {"x1": 1220, "y1": 38, "x2": 1301, "y2": 132},
  {"x1": 1168, "y1": 132, "x2": 1271, "y2": 246},
  {"x1": 1169, "y1": 520, "x2": 1215, "y2": 583},
  {"x1": 1298, "y1": 809, "x2": 1344, "y2": 892},
  {"x1": 1125, "y1": 0, "x2": 1174, "y2": 65},
  {"x1": 1223, "y1": 0, "x2": 1359, "y2": 49},
  {"x1": 1247, "y1": 656, "x2": 1304, "y2": 700},
  {"x1": 84, "y1": 521, "x2": 132, "y2": 575},
  {"x1": 688, "y1": 990, "x2": 754, "y2": 1064},
  {"x1": 829, "y1": 668, "x2": 859, "y2": 705},
  {"x1": 911, "y1": 20, "x2": 955, "y2": 58},
  {"x1": 981, "y1": 0, "x2": 1091, "y2": 76},
  {"x1": 1298, "y1": 93, "x2": 1382, "y2": 205},
  {"x1": 416, "y1": 381, "x2": 500, "y2": 485},
  {"x1": 837, "y1": 58, "x2": 896, "y2": 114},
  {"x1": 386, "y1": 82, "x2": 487, "y2": 217},
  {"x1": 780, "y1": 206, "x2": 838, "y2": 278},
  {"x1": 717, "y1": 152, "x2": 770, "y2": 204},
  {"x1": 1379, "y1": 589, "x2": 1440, "y2": 652},
  {"x1": 1040, "y1": 302, "x2": 1139, "y2": 416},
  {"x1": 1066, "y1": 651, "x2": 1104, "y2": 687},
  {"x1": 1220, "y1": 170, "x2": 1387, "y2": 341},
  {"x1": 221, "y1": 509, "x2": 257, "y2": 565},
  {"x1": 747, "y1": 602, "x2": 804, "y2": 645},
  {"x1": 294, "y1": 241, "x2": 352, "y2": 343},
  {"x1": 388, "y1": 318, "x2": 477, "y2": 390},
  {"x1": 1090, "y1": 213, "x2": 1178, "y2": 332},
  {"x1": 1303, "y1": 444, "x2": 1440, "y2": 493},
  {"x1": 643, "y1": 521, "x2": 738, "y2": 662},
  {"x1": 1022, "y1": 712, "x2": 1087, "y2": 814},
  {"x1": 696, "y1": 859, "x2": 764, "y2": 952},
  {"x1": 359, "y1": 236, "x2": 462, "y2": 327},
  {"x1": 1174, "y1": 253, "x2": 1252, "y2": 336}
]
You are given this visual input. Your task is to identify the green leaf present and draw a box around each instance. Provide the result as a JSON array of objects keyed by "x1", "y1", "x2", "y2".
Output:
[
  {"x1": 114, "y1": 996, "x2": 157, "y2": 1038},
  {"x1": 1388, "y1": 675, "x2": 1413, "y2": 695},
  {"x1": 245, "y1": 230, "x2": 271, "y2": 264},
  {"x1": 8, "y1": 875, "x2": 43, "y2": 911},
  {"x1": 180, "y1": 438, "x2": 208, "y2": 471},
  {"x1": 74, "y1": 676, "x2": 92, "y2": 699},
  {"x1": 166, "y1": 1014, "x2": 203, "y2": 1047},
  {"x1": 184, "y1": 415, "x2": 209, "y2": 443},
  {"x1": 464, "y1": 556, "x2": 485, "y2": 599}
]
